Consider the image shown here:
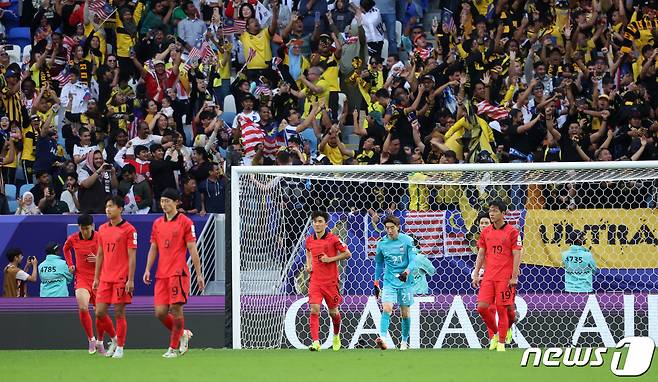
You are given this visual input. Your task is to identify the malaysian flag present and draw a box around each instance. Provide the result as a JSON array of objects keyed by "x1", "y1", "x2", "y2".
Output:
[
  {"x1": 128, "y1": 118, "x2": 140, "y2": 139},
  {"x1": 477, "y1": 100, "x2": 510, "y2": 120},
  {"x1": 222, "y1": 17, "x2": 246, "y2": 34},
  {"x1": 246, "y1": 47, "x2": 256, "y2": 62},
  {"x1": 89, "y1": 0, "x2": 116, "y2": 23},
  {"x1": 442, "y1": 8, "x2": 455, "y2": 33},
  {"x1": 53, "y1": 66, "x2": 72, "y2": 86},
  {"x1": 254, "y1": 84, "x2": 272, "y2": 98},
  {"x1": 62, "y1": 35, "x2": 78, "y2": 55},
  {"x1": 184, "y1": 41, "x2": 212, "y2": 71},
  {"x1": 188, "y1": 41, "x2": 212, "y2": 62},
  {"x1": 366, "y1": 210, "x2": 523, "y2": 258},
  {"x1": 62, "y1": 35, "x2": 78, "y2": 50}
]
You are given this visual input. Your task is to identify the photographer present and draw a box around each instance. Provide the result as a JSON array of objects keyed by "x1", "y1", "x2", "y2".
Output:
[
  {"x1": 77, "y1": 150, "x2": 118, "y2": 214},
  {"x1": 2, "y1": 249, "x2": 38, "y2": 298}
]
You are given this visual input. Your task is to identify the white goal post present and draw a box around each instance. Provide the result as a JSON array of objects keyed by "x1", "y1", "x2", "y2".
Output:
[{"x1": 230, "y1": 161, "x2": 658, "y2": 349}]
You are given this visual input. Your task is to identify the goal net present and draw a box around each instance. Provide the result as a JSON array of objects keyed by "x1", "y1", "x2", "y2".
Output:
[{"x1": 230, "y1": 162, "x2": 658, "y2": 349}]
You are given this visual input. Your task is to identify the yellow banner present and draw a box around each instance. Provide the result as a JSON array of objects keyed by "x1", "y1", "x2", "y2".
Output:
[{"x1": 523, "y1": 209, "x2": 658, "y2": 269}]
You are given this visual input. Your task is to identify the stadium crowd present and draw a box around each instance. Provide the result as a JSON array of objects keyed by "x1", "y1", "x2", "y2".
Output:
[{"x1": 0, "y1": 0, "x2": 656, "y2": 215}]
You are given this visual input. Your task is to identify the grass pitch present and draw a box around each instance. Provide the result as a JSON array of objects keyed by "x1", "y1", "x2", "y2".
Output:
[{"x1": 1, "y1": 348, "x2": 655, "y2": 382}]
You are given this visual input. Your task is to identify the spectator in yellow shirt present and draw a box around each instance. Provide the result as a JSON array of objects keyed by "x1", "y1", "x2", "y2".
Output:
[{"x1": 239, "y1": 1, "x2": 279, "y2": 82}]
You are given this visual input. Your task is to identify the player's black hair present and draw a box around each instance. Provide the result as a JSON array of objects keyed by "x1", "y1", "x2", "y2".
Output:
[
  {"x1": 161, "y1": 188, "x2": 181, "y2": 201},
  {"x1": 5, "y1": 248, "x2": 22, "y2": 262},
  {"x1": 77, "y1": 213, "x2": 93, "y2": 227},
  {"x1": 311, "y1": 210, "x2": 329, "y2": 222},
  {"x1": 78, "y1": 127, "x2": 90, "y2": 136},
  {"x1": 106, "y1": 195, "x2": 125, "y2": 209},
  {"x1": 66, "y1": 171, "x2": 78, "y2": 181},
  {"x1": 150, "y1": 143, "x2": 164, "y2": 153},
  {"x1": 383, "y1": 215, "x2": 400, "y2": 227},
  {"x1": 488, "y1": 199, "x2": 507, "y2": 212}
]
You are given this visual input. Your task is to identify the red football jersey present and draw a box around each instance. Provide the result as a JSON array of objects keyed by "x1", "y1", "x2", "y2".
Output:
[
  {"x1": 150, "y1": 213, "x2": 196, "y2": 278},
  {"x1": 98, "y1": 220, "x2": 138, "y2": 283},
  {"x1": 305, "y1": 230, "x2": 347, "y2": 286},
  {"x1": 63, "y1": 231, "x2": 100, "y2": 280},
  {"x1": 477, "y1": 223, "x2": 522, "y2": 281}
]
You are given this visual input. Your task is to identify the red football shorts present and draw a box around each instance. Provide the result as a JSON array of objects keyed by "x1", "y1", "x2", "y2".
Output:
[
  {"x1": 154, "y1": 274, "x2": 190, "y2": 306},
  {"x1": 308, "y1": 283, "x2": 342, "y2": 309},
  {"x1": 97, "y1": 281, "x2": 133, "y2": 305},
  {"x1": 75, "y1": 276, "x2": 96, "y2": 305},
  {"x1": 478, "y1": 280, "x2": 516, "y2": 306}
]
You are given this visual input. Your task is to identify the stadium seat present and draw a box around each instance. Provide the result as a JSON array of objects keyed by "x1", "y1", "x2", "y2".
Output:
[
  {"x1": 21, "y1": 44, "x2": 31, "y2": 63},
  {"x1": 337, "y1": 93, "x2": 347, "y2": 116},
  {"x1": 395, "y1": 21, "x2": 402, "y2": 46},
  {"x1": 223, "y1": 95, "x2": 237, "y2": 114},
  {"x1": 18, "y1": 183, "x2": 31, "y2": 199},
  {"x1": 4, "y1": 184, "x2": 16, "y2": 201},
  {"x1": 221, "y1": 111, "x2": 236, "y2": 126},
  {"x1": 3, "y1": 44, "x2": 21, "y2": 65},
  {"x1": 381, "y1": 39, "x2": 389, "y2": 60},
  {"x1": 7, "y1": 27, "x2": 30, "y2": 49},
  {"x1": 8, "y1": 200, "x2": 17, "y2": 214}
]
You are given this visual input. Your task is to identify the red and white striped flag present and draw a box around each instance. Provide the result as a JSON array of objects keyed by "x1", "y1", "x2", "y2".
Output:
[
  {"x1": 89, "y1": 0, "x2": 116, "y2": 23},
  {"x1": 366, "y1": 210, "x2": 523, "y2": 258},
  {"x1": 184, "y1": 41, "x2": 213, "y2": 71},
  {"x1": 188, "y1": 41, "x2": 211, "y2": 62},
  {"x1": 62, "y1": 35, "x2": 78, "y2": 56},
  {"x1": 53, "y1": 68, "x2": 72, "y2": 86},
  {"x1": 222, "y1": 18, "x2": 246, "y2": 35},
  {"x1": 477, "y1": 100, "x2": 510, "y2": 120},
  {"x1": 254, "y1": 85, "x2": 272, "y2": 98},
  {"x1": 128, "y1": 118, "x2": 140, "y2": 139},
  {"x1": 246, "y1": 48, "x2": 256, "y2": 63}
]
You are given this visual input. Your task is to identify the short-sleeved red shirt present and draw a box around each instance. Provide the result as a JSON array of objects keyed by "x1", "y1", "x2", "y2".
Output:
[
  {"x1": 150, "y1": 213, "x2": 196, "y2": 278},
  {"x1": 305, "y1": 230, "x2": 348, "y2": 286},
  {"x1": 477, "y1": 223, "x2": 522, "y2": 282},
  {"x1": 98, "y1": 220, "x2": 138, "y2": 283},
  {"x1": 63, "y1": 231, "x2": 100, "y2": 280}
]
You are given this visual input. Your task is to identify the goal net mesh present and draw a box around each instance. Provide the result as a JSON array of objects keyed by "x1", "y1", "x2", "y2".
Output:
[{"x1": 234, "y1": 165, "x2": 658, "y2": 349}]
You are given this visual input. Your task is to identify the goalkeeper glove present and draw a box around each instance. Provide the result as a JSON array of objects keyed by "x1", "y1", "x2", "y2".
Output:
[
  {"x1": 373, "y1": 280, "x2": 381, "y2": 298},
  {"x1": 397, "y1": 271, "x2": 409, "y2": 283}
]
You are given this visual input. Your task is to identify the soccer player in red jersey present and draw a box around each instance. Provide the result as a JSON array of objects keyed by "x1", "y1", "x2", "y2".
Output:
[
  {"x1": 305, "y1": 211, "x2": 351, "y2": 351},
  {"x1": 63, "y1": 213, "x2": 106, "y2": 355},
  {"x1": 143, "y1": 188, "x2": 205, "y2": 358},
  {"x1": 473, "y1": 212, "x2": 516, "y2": 347},
  {"x1": 93, "y1": 196, "x2": 138, "y2": 359},
  {"x1": 472, "y1": 200, "x2": 522, "y2": 352}
]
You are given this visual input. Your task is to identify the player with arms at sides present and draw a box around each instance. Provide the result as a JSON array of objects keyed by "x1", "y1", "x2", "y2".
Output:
[
  {"x1": 305, "y1": 210, "x2": 352, "y2": 351},
  {"x1": 93, "y1": 196, "x2": 138, "y2": 359},
  {"x1": 63, "y1": 214, "x2": 106, "y2": 355},
  {"x1": 472, "y1": 201, "x2": 522, "y2": 352},
  {"x1": 143, "y1": 188, "x2": 206, "y2": 358},
  {"x1": 373, "y1": 216, "x2": 417, "y2": 350},
  {"x1": 474, "y1": 212, "x2": 517, "y2": 347}
]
